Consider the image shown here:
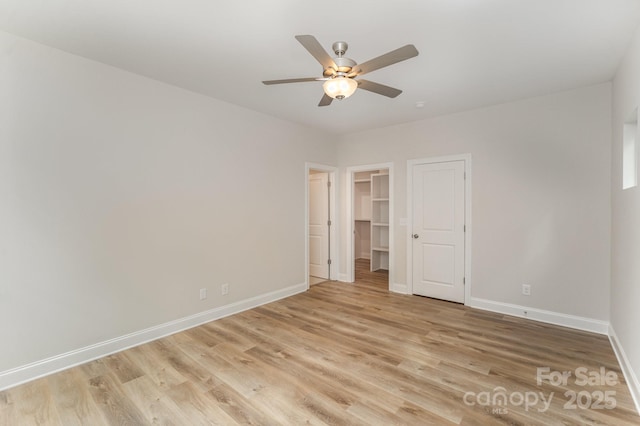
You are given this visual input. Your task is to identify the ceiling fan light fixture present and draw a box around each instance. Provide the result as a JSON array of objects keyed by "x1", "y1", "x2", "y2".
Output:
[
  {"x1": 323, "y1": 76, "x2": 357, "y2": 100},
  {"x1": 263, "y1": 35, "x2": 419, "y2": 107}
]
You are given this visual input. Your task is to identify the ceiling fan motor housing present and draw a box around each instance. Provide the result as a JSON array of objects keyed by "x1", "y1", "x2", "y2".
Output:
[{"x1": 323, "y1": 56, "x2": 357, "y2": 76}]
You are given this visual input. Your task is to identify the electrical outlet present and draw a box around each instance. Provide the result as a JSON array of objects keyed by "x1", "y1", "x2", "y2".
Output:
[
  {"x1": 221, "y1": 283, "x2": 229, "y2": 296},
  {"x1": 522, "y1": 284, "x2": 531, "y2": 296},
  {"x1": 199, "y1": 288, "x2": 207, "y2": 300}
]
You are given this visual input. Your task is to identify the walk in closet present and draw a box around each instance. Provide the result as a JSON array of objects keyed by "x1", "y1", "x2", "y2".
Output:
[{"x1": 354, "y1": 169, "x2": 389, "y2": 271}]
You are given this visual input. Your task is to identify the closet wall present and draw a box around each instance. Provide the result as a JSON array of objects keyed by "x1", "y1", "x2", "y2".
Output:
[{"x1": 354, "y1": 172, "x2": 372, "y2": 260}]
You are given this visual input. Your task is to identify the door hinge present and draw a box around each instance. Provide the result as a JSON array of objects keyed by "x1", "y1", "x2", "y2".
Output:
[
  {"x1": 327, "y1": 181, "x2": 331, "y2": 188},
  {"x1": 327, "y1": 259, "x2": 332, "y2": 265},
  {"x1": 464, "y1": 225, "x2": 466, "y2": 232},
  {"x1": 463, "y1": 277, "x2": 466, "y2": 285},
  {"x1": 327, "y1": 220, "x2": 332, "y2": 226}
]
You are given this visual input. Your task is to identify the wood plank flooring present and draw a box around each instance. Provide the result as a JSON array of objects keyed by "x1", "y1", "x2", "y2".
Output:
[{"x1": 1, "y1": 260, "x2": 638, "y2": 425}]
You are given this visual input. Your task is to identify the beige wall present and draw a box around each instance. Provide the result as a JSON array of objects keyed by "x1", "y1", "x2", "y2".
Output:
[
  {"x1": 0, "y1": 31, "x2": 336, "y2": 372},
  {"x1": 337, "y1": 84, "x2": 612, "y2": 321},
  {"x1": 611, "y1": 25, "x2": 640, "y2": 405}
]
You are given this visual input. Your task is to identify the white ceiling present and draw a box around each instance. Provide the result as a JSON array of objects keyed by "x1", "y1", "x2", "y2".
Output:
[{"x1": 1, "y1": 0, "x2": 640, "y2": 135}]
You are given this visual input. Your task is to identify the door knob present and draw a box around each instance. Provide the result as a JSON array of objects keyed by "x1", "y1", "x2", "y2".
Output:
[{"x1": 412, "y1": 234, "x2": 419, "y2": 239}]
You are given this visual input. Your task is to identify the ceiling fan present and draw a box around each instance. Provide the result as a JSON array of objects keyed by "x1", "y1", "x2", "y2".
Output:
[{"x1": 262, "y1": 35, "x2": 419, "y2": 107}]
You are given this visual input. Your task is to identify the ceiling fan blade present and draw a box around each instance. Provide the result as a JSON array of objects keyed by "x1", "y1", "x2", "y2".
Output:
[
  {"x1": 352, "y1": 44, "x2": 419, "y2": 76},
  {"x1": 295, "y1": 35, "x2": 337, "y2": 71},
  {"x1": 318, "y1": 93, "x2": 333, "y2": 107},
  {"x1": 262, "y1": 77, "x2": 325, "y2": 85},
  {"x1": 357, "y1": 79, "x2": 403, "y2": 98}
]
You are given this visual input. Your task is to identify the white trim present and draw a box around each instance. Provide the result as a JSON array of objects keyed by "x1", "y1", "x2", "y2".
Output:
[
  {"x1": 345, "y1": 162, "x2": 394, "y2": 289},
  {"x1": 305, "y1": 163, "x2": 339, "y2": 286},
  {"x1": 390, "y1": 282, "x2": 408, "y2": 294},
  {"x1": 0, "y1": 282, "x2": 306, "y2": 392},
  {"x1": 608, "y1": 325, "x2": 640, "y2": 415},
  {"x1": 468, "y1": 296, "x2": 609, "y2": 334},
  {"x1": 406, "y1": 154, "x2": 472, "y2": 302}
]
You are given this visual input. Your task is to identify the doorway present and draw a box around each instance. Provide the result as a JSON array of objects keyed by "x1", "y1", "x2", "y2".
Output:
[
  {"x1": 407, "y1": 155, "x2": 471, "y2": 303},
  {"x1": 346, "y1": 163, "x2": 393, "y2": 289},
  {"x1": 306, "y1": 163, "x2": 338, "y2": 287}
]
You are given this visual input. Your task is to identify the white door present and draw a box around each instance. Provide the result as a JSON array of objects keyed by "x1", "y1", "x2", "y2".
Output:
[
  {"x1": 309, "y1": 173, "x2": 329, "y2": 279},
  {"x1": 411, "y1": 161, "x2": 465, "y2": 303}
]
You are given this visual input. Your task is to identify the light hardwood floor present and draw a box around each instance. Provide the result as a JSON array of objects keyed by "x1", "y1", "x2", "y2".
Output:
[{"x1": 1, "y1": 260, "x2": 638, "y2": 425}]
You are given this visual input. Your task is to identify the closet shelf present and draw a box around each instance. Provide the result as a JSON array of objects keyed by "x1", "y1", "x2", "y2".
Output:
[{"x1": 354, "y1": 170, "x2": 389, "y2": 273}]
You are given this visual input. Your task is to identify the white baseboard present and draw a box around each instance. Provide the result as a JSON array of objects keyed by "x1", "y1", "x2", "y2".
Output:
[
  {"x1": 337, "y1": 273, "x2": 350, "y2": 282},
  {"x1": 390, "y1": 282, "x2": 408, "y2": 294},
  {"x1": 467, "y1": 297, "x2": 609, "y2": 334},
  {"x1": 0, "y1": 282, "x2": 307, "y2": 392},
  {"x1": 608, "y1": 325, "x2": 640, "y2": 415}
]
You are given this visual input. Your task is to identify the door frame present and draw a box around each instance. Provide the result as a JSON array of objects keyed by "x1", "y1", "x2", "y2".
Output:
[
  {"x1": 345, "y1": 162, "x2": 394, "y2": 289},
  {"x1": 406, "y1": 154, "x2": 472, "y2": 303},
  {"x1": 305, "y1": 162, "x2": 338, "y2": 289}
]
